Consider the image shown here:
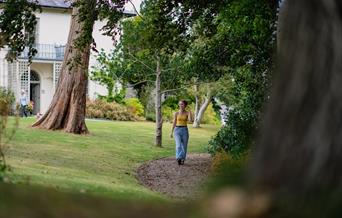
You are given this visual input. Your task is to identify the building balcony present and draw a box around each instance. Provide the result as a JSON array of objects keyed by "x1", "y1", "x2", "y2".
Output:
[{"x1": 19, "y1": 44, "x2": 65, "y2": 61}]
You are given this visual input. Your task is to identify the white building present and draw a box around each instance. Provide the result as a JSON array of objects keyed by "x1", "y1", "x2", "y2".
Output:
[{"x1": 0, "y1": 0, "x2": 136, "y2": 114}]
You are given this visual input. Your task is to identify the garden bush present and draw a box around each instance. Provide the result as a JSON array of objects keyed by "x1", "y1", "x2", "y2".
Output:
[
  {"x1": 0, "y1": 87, "x2": 18, "y2": 180},
  {"x1": 201, "y1": 103, "x2": 220, "y2": 125},
  {"x1": 86, "y1": 99, "x2": 139, "y2": 121},
  {"x1": 0, "y1": 87, "x2": 15, "y2": 116},
  {"x1": 162, "y1": 106, "x2": 176, "y2": 122},
  {"x1": 124, "y1": 98, "x2": 144, "y2": 117},
  {"x1": 206, "y1": 0, "x2": 276, "y2": 156},
  {"x1": 145, "y1": 112, "x2": 156, "y2": 122}
]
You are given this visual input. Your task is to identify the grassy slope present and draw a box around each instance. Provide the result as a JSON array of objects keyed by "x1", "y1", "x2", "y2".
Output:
[{"x1": 5, "y1": 118, "x2": 219, "y2": 201}]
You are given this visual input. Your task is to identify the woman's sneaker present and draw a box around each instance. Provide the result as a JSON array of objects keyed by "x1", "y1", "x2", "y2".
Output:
[
  {"x1": 180, "y1": 159, "x2": 185, "y2": 165},
  {"x1": 177, "y1": 159, "x2": 182, "y2": 165}
]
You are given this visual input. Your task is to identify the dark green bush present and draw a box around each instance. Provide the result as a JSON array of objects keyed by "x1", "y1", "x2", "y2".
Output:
[
  {"x1": 206, "y1": 0, "x2": 275, "y2": 156},
  {"x1": 145, "y1": 112, "x2": 156, "y2": 122},
  {"x1": 208, "y1": 106, "x2": 257, "y2": 157}
]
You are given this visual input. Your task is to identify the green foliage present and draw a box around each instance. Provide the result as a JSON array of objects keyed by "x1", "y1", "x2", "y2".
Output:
[
  {"x1": 112, "y1": 87, "x2": 126, "y2": 104},
  {"x1": 65, "y1": 0, "x2": 127, "y2": 69},
  {"x1": 86, "y1": 99, "x2": 138, "y2": 121},
  {"x1": 161, "y1": 106, "x2": 176, "y2": 123},
  {"x1": 71, "y1": 0, "x2": 126, "y2": 50},
  {"x1": 97, "y1": 86, "x2": 126, "y2": 104},
  {"x1": 161, "y1": 97, "x2": 179, "y2": 111},
  {"x1": 1, "y1": 0, "x2": 126, "y2": 64},
  {"x1": 124, "y1": 98, "x2": 144, "y2": 117},
  {"x1": 90, "y1": 48, "x2": 126, "y2": 98},
  {"x1": 0, "y1": 87, "x2": 18, "y2": 180},
  {"x1": 162, "y1": 95, "x2": 194, "y2": 111},
  {"x1": 0, "y1": 0, "x2": 41, "y2": 61},
  {"x1": 138, "y1": 0, "x2": 189, "y2": 55},
  {"x1": 201, "y1": 103, "x2": 220, "y2": 125},
  {"x1": 0, "y1": 87, "x2": 15, "y2": 114},
  {"x1": 119, "y1": 16, "x2": 188, "y2": 92},
  {"x1": 208, "y1": 104, "x2": 257, "y2": 155},
  {"x1": 145, "y1": 112, "x2": 156, "y2": 122},
  {"x1": 206, "y1": 0, "x2": 277, "y2": 156}
]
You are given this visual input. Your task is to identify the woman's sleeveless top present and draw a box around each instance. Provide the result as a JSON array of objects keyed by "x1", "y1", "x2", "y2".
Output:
[{"x1": 176, "y1": 113, "x2": 188, "y2": 126}]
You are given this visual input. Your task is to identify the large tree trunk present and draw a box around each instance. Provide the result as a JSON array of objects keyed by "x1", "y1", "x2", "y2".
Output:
[
  {"x1": 32, "y1": 4, "x2": 96, "y2": 134},
  {"x1": 155, "y1": 57, "x2": 162, "y2": 147},
  {"x1": 249, "y1": 0, "x2": 342, "y2": 207}
]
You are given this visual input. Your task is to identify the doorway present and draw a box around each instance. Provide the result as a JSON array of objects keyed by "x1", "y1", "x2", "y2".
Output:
[{"x1": 30, "y1": 70, "x2": 40, "y2": 115}]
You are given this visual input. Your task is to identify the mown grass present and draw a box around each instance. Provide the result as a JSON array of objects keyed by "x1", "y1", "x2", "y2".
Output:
[{"x1": 4, "y1": 118, "x2": 219, "y2": 201}]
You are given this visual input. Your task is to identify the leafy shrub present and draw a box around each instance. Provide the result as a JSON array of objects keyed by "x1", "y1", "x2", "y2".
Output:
[
  {"x1": 124, "y1": 98, "x2": 144, "y2": 117},
  {"x1": 208, "y1": 103, "x2": 258, "y2": 157},
  {"x1": 204, "y1": 0, "x2": 275, "y2": 157},
  {"x1": 201, "y1": 103, "x2": 220, "y2": 125},
  {"x1": 97, "y1": 88, "x2": 126, "y2": 104},
  {"x1": 162, "y1": 96, "x2": 179, "y2": 110},
  {"x1": 0, "y1": 87, "x2": 18, "y2": 180},
  {"x1": 162, "y1": 106, "x2": 176, "y2": 122},
  {"x1": 86, "y1": 99, "x2": 139, "y2": 121},
  {"x1": 211, "y1": 151, "x2": 232, "y2": 171},
  {"x1": 145, "y1": 112, "x2": 156, "y2": 122},
  {"x1": 0, "y1": 87, "x2": 15, "y2": 116}
]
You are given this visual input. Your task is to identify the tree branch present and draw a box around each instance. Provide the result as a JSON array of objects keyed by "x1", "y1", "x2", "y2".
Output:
[
  {"x1": 127, "y1": 52, "x2": 155, "y2": 72},
  {"x1": 128, "y1": 79, "x2": 154, "y2": 87},
  {"x1": 127, "y1": 0, "x2": 144, "y2": 20},
  {"x1": 161, "y1": 81, "x2": 213, "y2": 94}
]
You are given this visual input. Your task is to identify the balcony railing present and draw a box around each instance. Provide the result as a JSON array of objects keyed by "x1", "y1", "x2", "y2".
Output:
[{"x1": 19, "y1": 44, "x2": 66, "y2": 61}]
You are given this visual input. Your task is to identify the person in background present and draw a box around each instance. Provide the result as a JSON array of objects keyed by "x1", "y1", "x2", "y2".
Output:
[
  {"x1": 19, "y1": 90, "x2": 28, "y2": 117},
  {"x1": 170, "y1": 100, "x2": 193, "y2": 165}
]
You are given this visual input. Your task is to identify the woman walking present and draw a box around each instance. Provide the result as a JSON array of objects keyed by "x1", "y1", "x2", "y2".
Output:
[{"x1": 171, "y1": 100, "x2": 193, "y2": 165}]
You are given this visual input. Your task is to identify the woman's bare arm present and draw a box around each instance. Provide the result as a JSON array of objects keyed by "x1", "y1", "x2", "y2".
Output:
[
  {"x1": 188, "y1": 111, "x2": 193, "y2": 123},
  {"x1": 171, "y1": 112, "x2": 178, "y2": 138}
]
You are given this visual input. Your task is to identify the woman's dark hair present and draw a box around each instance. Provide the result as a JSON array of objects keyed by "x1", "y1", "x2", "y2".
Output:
[{"x1": 179, "y1": 99, "x2": 188, "y2": 107}]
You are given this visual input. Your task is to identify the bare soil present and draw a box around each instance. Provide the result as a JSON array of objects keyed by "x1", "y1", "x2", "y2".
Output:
[{"x1": 136, "y1": 153, "x2": 213, "y2": 199}]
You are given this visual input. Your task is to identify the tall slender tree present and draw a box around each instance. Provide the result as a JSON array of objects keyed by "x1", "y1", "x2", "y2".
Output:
[{"x1": 119, "y1": 0, "x2": 189, "y2": 146}]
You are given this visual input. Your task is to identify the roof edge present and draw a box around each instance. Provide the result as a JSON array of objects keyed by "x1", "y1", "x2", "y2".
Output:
[{"x1": 0, "y1": 0, "x2": 136, "y2": 16}]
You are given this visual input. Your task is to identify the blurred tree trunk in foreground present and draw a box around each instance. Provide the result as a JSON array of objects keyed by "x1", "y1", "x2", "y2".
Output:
[{"x1": 249, "y1": 0, "x2": 342, "y2": 216}]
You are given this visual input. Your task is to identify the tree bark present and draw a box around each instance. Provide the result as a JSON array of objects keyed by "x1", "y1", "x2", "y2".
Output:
[
  {"x1": 193, "y1": 90, "x2": 212, "y2": 128},
  {"x1": 193, "y1": 97, "x2": 212, "y2": 128},
  {"x1": 193, "y1": 83, "x2": 200, "y2": 119},
  {"x1": 32, "y1": 4, "x2": 96, "y2": 134},
  {"x1": 155, "y1": 57, "x2": 162, "y2": 147},
  {"x1": 250, "y1": 0, "x2": 342, "y2": 196}
]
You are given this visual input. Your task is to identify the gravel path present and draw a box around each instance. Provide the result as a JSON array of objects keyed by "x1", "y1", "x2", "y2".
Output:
[{"x1": 136, "y1": 153, "x2": 213, "y2": 199}]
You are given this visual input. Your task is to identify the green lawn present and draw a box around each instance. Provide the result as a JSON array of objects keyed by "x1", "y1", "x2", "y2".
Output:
[{"x1": 5, "y1": 118, "x2": 219, "y2": 201}]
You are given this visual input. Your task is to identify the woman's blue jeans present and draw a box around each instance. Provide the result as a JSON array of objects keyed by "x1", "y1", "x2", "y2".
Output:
[{"x1": 174, "y1": 127, "x2": 189, "y2": 160}]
